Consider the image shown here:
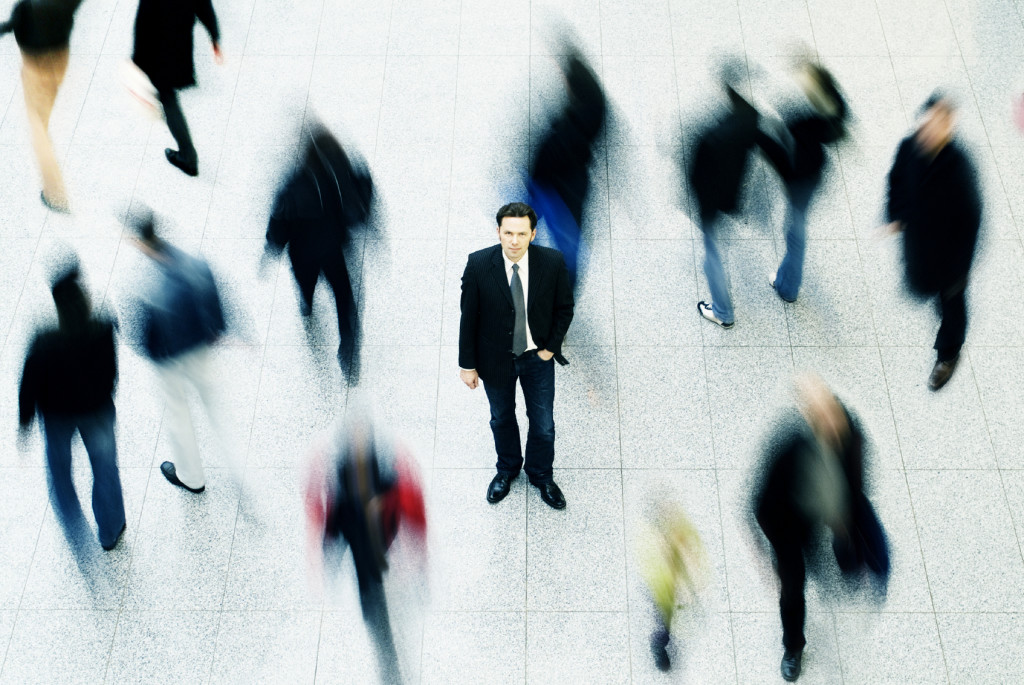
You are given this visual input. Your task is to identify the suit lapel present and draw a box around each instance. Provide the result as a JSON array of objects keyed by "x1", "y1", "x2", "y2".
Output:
[{"x1": 490, "y1": 246, "x2": 514, "y2": 308}]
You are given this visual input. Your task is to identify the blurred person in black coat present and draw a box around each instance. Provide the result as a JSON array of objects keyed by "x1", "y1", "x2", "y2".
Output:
[
  {"x1": 689, "y1": 59, "x2": 762, "y2": 329},
  {"x1": 528, "y1": 44, "x2": 606, "y2": 291},
  {"x1": 753, "y1": 373, "x2": 888, "y2": 682},
  {"x1": 19, "y1": 262, "x2": 127, "y2": 552},
  {"x1": 0, "y1": 0, "x2": 86, "y2": 211},
  {"x1": 262, "y1": 123, "x2": 374, "y2": 384},
  {"x1": 884, "y1": 93, "x2": 982, "y2": 390},
  {"x1": 759, "y1": 59, "x2": 849, "y2": 303},
  {"x1": 132, "y1": 0, "x2": 222, "y2": 176}
]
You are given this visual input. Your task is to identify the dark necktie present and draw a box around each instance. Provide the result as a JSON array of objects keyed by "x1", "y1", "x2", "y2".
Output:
[{"x1": 511, "y1": 263, "x2": 527, "y2": 356}]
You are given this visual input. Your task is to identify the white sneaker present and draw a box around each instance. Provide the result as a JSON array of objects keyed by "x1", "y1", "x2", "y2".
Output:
[
  {"x1": 769, "y1": 271, "x2": 777, "y2": 288},
  {"x1": 697, "y1": 301, "x2": 734, "y2": 329}
]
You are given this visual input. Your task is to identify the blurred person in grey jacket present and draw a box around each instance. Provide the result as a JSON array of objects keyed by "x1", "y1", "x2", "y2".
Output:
[
  {"x1": 0, "y1": 0, "x2": 86, "y2": 211},
  {"x1": 19, "y1": 261, "x2": 127, "y2": 552},
  {"x1": 127, "y1": 208, "x2": 231, "y2": 494}
]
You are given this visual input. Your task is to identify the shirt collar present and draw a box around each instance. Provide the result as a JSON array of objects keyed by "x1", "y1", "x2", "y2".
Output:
[{"x1": 502, "y1": 246, "x2": 529, "y2": 274}]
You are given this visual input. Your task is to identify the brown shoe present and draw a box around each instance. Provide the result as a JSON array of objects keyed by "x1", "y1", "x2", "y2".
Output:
[{"x1": 928, "y1": 355, "x2": 959, "y2": 391}]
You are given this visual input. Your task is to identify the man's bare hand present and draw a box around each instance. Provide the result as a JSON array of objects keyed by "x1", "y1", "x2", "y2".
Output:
[
  {"x1": 537, "y1": 349, "x2": 554, "y2": 361},
  {"x1": 875, "y1": 221, "x2": 902, "y2": 239},
  {"x1": 460, "y1": 368, "x2": 479, "y2": 389},
  {"x1": 212, "y1": 42, "x2": 225, "y2": 65}
]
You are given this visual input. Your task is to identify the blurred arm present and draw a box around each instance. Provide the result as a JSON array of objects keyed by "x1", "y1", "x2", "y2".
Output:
[
  {"x1": 18, "y1": 345, "x2": 39, "y2": 429},
  {"x1": 457, "y1": 258, "x2": 479, "y2": 373},
  {"x1": 196, "y1": 0, "x2": 220, "y2": 45},
  {"x1": 546, "y1": 252, "x2": 575, "y2": 361}
]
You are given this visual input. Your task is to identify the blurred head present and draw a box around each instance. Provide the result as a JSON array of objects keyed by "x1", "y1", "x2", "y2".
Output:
[
  {"x1": 51, "y1": 267, "x2": 91, "y2": 331},
  {"x1": 127, "y1": 206, "x2": 166, "y2": 259},
  {"x1": 496, "y1": 202, "x2": 537, "y2": 262},
  {"x1": 794, "y1": 372, "x2": 849, "y2": 451},
  {"x1": 916, "y1": 92, "x2": 957, "y2": 156},
  {"x1": 796, "y1": 61, "x2": 843, "y2": 119}
]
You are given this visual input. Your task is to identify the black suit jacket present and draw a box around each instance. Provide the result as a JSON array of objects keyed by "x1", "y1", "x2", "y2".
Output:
[
  {"x1": 132, "y1": 0, "x2": 219, "y2": 91},
  {"x1": 459, "y1": 244, "x2": 574, "y2": 385}
]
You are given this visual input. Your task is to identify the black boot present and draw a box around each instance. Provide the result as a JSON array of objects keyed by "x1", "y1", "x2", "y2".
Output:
[{"x1": 650, "y1": 627, "x2": 671, "y2": 672}]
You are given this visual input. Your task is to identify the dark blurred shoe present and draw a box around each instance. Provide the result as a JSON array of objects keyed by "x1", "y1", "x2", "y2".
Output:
[
  {"x1": 161, "y1": 461, "x2": 205, "y2": 493},
  {"x1": 781, "y1": 649, "x2": 802, "y2": 682},
  {"x1": 535, "y1": 480, "x2": 566, "y2": 509},
  {"x1": 487, "y1": 472, "x2": 515, "y2": 503},
  {"x1": 40, "y1": 191, "x2": 69, "y2": 214},
  {"x1": 928, "y1": 355, "x2": 959, "y2": 391},
  {"x1": 697, "y1": 301, "x2": 734, "y2": 329},
  {"x1": 101, "y1": 523, "x2": 126, "y2": 551},
  {"x1": 165, "y1": 148, "x2": 198, "y2": 177},
  {"x1": 651, "y1": 627, "x2": 671, "y2": 672}
]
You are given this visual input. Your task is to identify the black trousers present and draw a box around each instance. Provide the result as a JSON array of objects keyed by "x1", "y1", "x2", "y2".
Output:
[
  {"x1": 158, "y1": 89, "x2": 197, "y2": 164},
  {"x1": 934, "y1": 280, "x2": 967, "y2": 362},
  {"x1": 767, "y1": 533, "x2": 807, "y2": 652},
  {"x1": 291, "y1": 248, "x2": 360, "y2": 371},
  {"x1": 357, "y1": 573, "x2": 403, "y2": 684}
]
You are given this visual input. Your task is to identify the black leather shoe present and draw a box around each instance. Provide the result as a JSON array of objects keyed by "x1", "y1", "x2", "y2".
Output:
[
  {"x1": 928, "y1": 354, "x2": 959, "y2": 391},
  {"x1": 165, "y1": 148, "x2": 198, "y2": 176},
  {"x1": 781, "y1": 648, "x2": 802, "y2": 682},
  {"x1": 101, "y1": 523, "x2": 127, "y2": 551},
  {"x1": 535, "y1": 481, "x2": 566, "y2": 510},
  {"x1": 487, "y1": 472, "x2": 515, "y2": 503},
  {"x1": 161, "y1": 461, "x2": 205, "y2": 493}
]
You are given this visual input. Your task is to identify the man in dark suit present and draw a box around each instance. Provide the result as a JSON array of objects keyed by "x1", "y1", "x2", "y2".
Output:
[{"x1": 459, "y1": 202, "x2": 575, "y2": 509}]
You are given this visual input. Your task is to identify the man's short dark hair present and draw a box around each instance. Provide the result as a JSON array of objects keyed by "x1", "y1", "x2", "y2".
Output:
[
  {"x1": 496, "y1": 202, "x2": 537, "y2": 230},
  {"x1": 921, "y1": 90, "x2": 955, "y2": 116}
]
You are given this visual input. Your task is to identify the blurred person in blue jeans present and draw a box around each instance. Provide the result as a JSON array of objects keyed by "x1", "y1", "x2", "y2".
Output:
[
  {"x1": 128, "y1": 208, "x2": 229, "y2": 495},
  {"x1": 19, "y1": 262, "x2": 127, "y2": 552}
]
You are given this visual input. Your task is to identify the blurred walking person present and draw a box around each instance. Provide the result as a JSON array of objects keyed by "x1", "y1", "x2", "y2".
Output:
[
  {"x1": 128, "y1": 209, "x2": 230, "y2": 494},
  {"x1": 132, "y1": 0, "x2": 222, "y2": 176},
  {"x1": 760, "y1": 59, "x2": 849, "y2": 303},
  {"x1": 528, "y1": 44, "x2": 606, "y2": 291},
  {"x1": 262, "y1": 122, "x2": 373, "y2": 383},
  {"x1": 19, "y1": 262, "x2": 127, "y2": 552},
  {"x1": 752, "y1": 373, "x2": 888, "y2": 681},
  {"x1": 884, "y1": 93, "x2": 982, "y2": 390},
  {"x1": 689, "y1": 60, "x2": 762, "y2": 329},
  {"x1": 0, "y1": 0, "x2": 86, "y2": 212}
]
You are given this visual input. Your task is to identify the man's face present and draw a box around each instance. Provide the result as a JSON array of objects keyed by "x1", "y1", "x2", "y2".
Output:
[
  {"x1": 916, "y1": 104, "x2": 955, "y2": 156},
  {"x1": 498, "y1": 216, "x2": 535, "y2": 262}
]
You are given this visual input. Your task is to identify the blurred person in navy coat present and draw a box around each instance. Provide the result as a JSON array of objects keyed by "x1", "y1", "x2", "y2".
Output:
[
  {"x1": 884, "y1": 92, "x2": 982, "y2": 391},
  {"x1": 132, "y1": 0, "x2": 223, "y2": 176},
  {"x1": 19, "y1": 262, "x2": 127, "y2": 552}
]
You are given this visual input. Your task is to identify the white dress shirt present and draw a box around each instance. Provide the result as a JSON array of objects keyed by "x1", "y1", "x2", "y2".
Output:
[{"x1": 503, "y1": 249, "x2": 537, "y2": 353}]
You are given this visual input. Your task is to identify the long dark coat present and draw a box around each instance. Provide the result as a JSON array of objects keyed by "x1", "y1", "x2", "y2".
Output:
[
  {"x1": 689, "y1": 91, "x2": 761, "y2": 224},
  {"x1": 886, "y1": 137, "x2": 982, "y2": 297},
  {"x1": 132, "y1": 0, "x2": 219, "y2": 91}
]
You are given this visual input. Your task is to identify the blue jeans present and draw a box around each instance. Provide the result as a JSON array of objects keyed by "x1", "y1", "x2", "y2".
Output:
[
  {"x1": 773, "y1": 181, "x2": 815, "y2": 302},
  {"x1": 482, "y1": 351, "x2": 556, "y2": 484},
  {"x1": 701, "y1": 219, "x2": 734, "y2": 324},
  {"x1": 42, "y1": 402, "x2": 126, "y2": 549}
]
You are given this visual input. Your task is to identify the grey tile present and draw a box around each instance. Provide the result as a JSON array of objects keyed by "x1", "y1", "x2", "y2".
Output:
[
  {"x1": 784, "y1": 240, "x2": 876, "y2": 347},
  {"x1": 387, "y1": 0, "x2": 461, "y2": 56},
  {"x1": 72, "y1": 55, "x2": 154, "y2": 147},
  {"x1": 61, "y1": 144, "x2": 146, "y2": 221},
  {"x1": 807, "y1": 0, "x2": 890, "y2": 57},
  {"x1": 526, "y1": 611, "x2": 630, "y2": 684},
  {"x1": 223, "y1": 56, "x2": 314, "y2": 146},
  {"x1": 970, "y1": 349, "x2": 1024, "y2": 469},
  {"x1": 459, "y1": 0, "x2": 530, "y2": 56},
  {"x1": 131, "y1": 145, "x2": 216, "y2": 240},
  {"x1": 834, "y1": 612, "x2": 948, "y2": 683},
  {"x1": 200, "y1": 239, "x2": 277, "y2": 346},
  {"x1": 908, "y1": 470, "x2": 1024, "y2": 612},
  {"x1": 617, "y1": 347, "x2": 714, "y2": 469},
  {"x1": 602, "y1": 56, "x2": 680, "y2": 147},
  {"x1": 0, "y1": 238, "x2": 37, "y2": 343},
  {"x1": 0, "y1": 609, "x2": 13, "y2": 661},
  {"x1": 1002, "y1": 470, "x2": 1024, "y2": 551},
  {"x1": 732, "y1": 612, "x2": 842, "y2": 684},
  {"x1": 599, "y1": 0, "x2": 674, "y2": 56},
  {"x1": 668, "y1": 0, "x2": 745, "y2": 57},
  {"x1": 621, "y1": 469, "x2": 729, "y2": 610},
  {"x1": 738, "y1": 0, "x2": 816, "y2": 58},
  {"x1": 876, "y1": 0, "x2": 961, "y2": 57},
  {"x1": 971, "y1": 145, "x2": 1020, "y2": 242},
  {"x1": 790, "y1": 347, "x2": 902, "y2": 470},
  {"x1": 0, "y1": 54, "x2": 97, "y2": 150},
  {"x1": 936, "y1": 612, "x2": 1024, "y2": 684},
  {"x1": 611, "y1": 239, "x2": 702, "y2": 348},
  {"x1": 607, "y1": 146, "x2": 691, "y2": 240},
  {"x1": 0, "y1": 469, "x2": 48, "y2": 609},
  {"x1": 991, "y1": 146, "x2": 1024, "y2": 237},
  {"x1": 963, "y1": 57, "x2": 1024, "y2": 150},
  {"x1": 204, "y1": 145, "x2": 298, "y2": 241},
  {"x1": 530, "y1": 0, "x2": 603, "y2": 57},
  {"x1": 67, "y1": 0, "x2": 117, "y2": 55},
  {"x1": 427, "y1": 468, "x2": 527, "y2": 611},
  {"x1": 317, "y1": 0, "x2": 392, "y2": 55},
  {"x1": 628, "y1": 609, "x2": 738, "y2": 683},
  {"x1": 560, "y1": 238, "x2": 614, "y2": 347},
  {"x1": 377, "y1": 56, "x2": 458, "y2": 148},
  {"x1": 245, "y1": 0, "x2": 323, "y2": 56},
  {"x1": 552, "y1": 346, "x2": 620, "y2": 469},
  {"x1": 836, "y1": 145, "x2": 898, "y2": 240},
  {"x1": 824, "y1": 58, "x2": 909, "y2": 150},
  {"x1": 360, "y1": 237, "x2": 445, "y2": 345},
  {"x1": 106, "y1": 610, "x2": 220, "y2": 683},
  {"x1": 882, "y1": 347, "x2": 996, "y2": 470},
  {"x1": 315, "y1": 609, "x2": 422, "y2": 685},
  {"x1": 19, "y1": 467, "x2": 148, "y2": 610},
  {"x1": 526, "y1": 469, "x2": 626, "y2": 611},
  {"x1": 307, "y1": 55, "x2": 386, "y2": 153},
  {"x1": 421, "y1": 612, "x2": 525, "y2": 685},
  {"x1": 857, "y1": 238, "x2": 938, "y2": 349},
  {"x1": 967, "y1": 239, "x2": 1024, "y2": 348},
  {"x1": 440, "y1": 236, "x2": 495, "y2": 347},
  {"x1": 889, "y1": 55, "x2": 989, "y2": 146},
  {"x1": 210, "y1": 610, "x2": 320, "y2": 684},
  {"x1": 371, "y1": 143, "x2": 453, "y2": 241},
  {"x1": 0, "y1": 144, "x2": 50, "y2": 238},
  {"x1": 123, "y1": 467, "x2": 240, "y2": 610},
  {"x1": 1, "y1": 610, "x2": 117, "y2": 685},
  {"x1": 453, "y1": 57, "x2": 530, "y2": 148},
  {"x1": 703, "y1": 346, "x2": 795, "y2": 467},
  {"x1": 447, "y1": 143, "x2": 528, "y2": 240},
  {"x1": 433, "y1": 346, "x2": 511, "y2": 469}
]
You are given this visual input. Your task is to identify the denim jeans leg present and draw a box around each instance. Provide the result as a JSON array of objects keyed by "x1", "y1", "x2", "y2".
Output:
[
  {"x1": 78, "y1": 403, "x2": 126, "y2": 547},
  {"x1": 774, "y1": 183, "x2": 813, "y2": 301},
  {"x1": 702, "y1": 230, "x2": 734, "y2": 324},
  {"x1": 482, "y1": 375, "x2": 523, "y2": 475},
  {"x1": 41, "y1": 413, "x2": 90, "y2": 552},
  {"x1": 518, "y1": 354, "x2": 556, "y2": 484}
]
